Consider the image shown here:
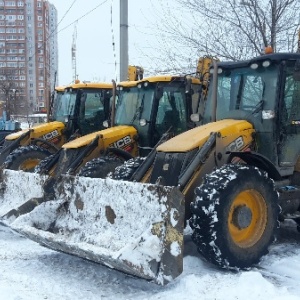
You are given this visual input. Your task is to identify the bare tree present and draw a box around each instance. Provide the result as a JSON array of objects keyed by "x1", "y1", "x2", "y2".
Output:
[
  {"x1": 146, "y1": 0, "x2": 300, "y2": 73},
  {"x1": 0, "y1": 72, "x2": 18, "y2": 121}
]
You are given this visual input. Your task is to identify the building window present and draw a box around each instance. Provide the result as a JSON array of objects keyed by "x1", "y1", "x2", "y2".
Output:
[
  {"x1": 6, "y1": 15, "x2": 16, "y2": 20},
  {"x1": 7, "y1": 62, "x2": 17, "y2": 67},
  {"x1": 5, "y1": 1, "x2": 16, "y2": 6},
  {"x1": 6, "y1": 28, "x2": 17, "y2": 33}
]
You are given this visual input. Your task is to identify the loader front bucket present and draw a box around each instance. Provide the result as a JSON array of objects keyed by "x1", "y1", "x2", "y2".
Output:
[
  {"x1": 0, "y1": 169, "x2": 48, "y2": 224},
  {"x1": 10, "y1": 175, "x2": 185, "y2": 285}
]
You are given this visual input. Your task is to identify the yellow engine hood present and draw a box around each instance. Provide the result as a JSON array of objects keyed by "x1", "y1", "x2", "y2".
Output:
[
  {"x1": 157, "y1": 119, "x2": 254, "y2": 152},
  {"x1": 62, "y1": 125, "x2": 137, "y2": 149},
  {"x1": 5, "y1": 122, "x2": 65, "y2": 141}
]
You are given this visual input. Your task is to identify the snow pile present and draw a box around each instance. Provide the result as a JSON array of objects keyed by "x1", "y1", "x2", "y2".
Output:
[
  {"x1": 1, "y1": 224, "x2": 300, "y2": 300},
  {"x1": 11, "y1": 175, "x2": 185, "y2": 285}
]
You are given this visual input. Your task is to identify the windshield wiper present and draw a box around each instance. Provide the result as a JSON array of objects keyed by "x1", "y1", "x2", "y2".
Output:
[
  {"x1": 130, "y1": 93, "x2": 145, "y2": 124},
  {"x1": 252, "y1": 100, "x2": 264, "y2": 114}
]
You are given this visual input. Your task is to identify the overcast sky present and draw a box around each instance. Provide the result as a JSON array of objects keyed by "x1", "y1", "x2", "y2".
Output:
[{"x1": 49, "y1": 0, "x2": 168, "y2": 85}]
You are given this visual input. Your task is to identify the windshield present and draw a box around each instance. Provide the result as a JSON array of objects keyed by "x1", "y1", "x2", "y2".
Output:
[
  {"x1": 52, "y1": 90, "x2": 76, "y2": 122},
  {"x1": 79, "y1": 88, "x2": 112, "y2": 134},
  {"x1": 80, "y1": 89, "x2": 111, "y2": 119},
  {"x1": 203, "y1": 63, "x2": 279, "y2": 123},
  {"x1": 115, "y1": 86, "x2": 154, "y2": 126},
  {"x1": 155, "y1": 84, "x2": 188, "y2": 136}
]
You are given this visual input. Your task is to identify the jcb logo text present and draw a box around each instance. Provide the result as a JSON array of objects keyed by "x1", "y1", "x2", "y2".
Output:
[
  {"x1": 43, "y1": 130, "x2": 59, "y2": 141},
  {"x1": 110, "y1": 136, "x2": 132, "y2": 149},
  {"x1": 226, "y1": 136, "x2": 244, "y2": 152}
]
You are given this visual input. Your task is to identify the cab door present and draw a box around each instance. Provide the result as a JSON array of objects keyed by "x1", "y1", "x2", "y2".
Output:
[{"x1": 278, "y1": 63, "x2": 300, "y2": 169}]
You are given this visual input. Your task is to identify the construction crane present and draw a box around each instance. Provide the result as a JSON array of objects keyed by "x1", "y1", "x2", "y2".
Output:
[{"x1": 71, "y1": 22, "x2": 78, "y2": 83}]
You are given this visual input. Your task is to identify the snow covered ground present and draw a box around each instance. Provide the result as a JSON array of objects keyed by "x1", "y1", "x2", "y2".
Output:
[{"x1": 1, "y1": 219, "x2": 300, "y2": 300}]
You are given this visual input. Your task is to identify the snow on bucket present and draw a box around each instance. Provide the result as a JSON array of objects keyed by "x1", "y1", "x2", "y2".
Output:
[
  {"x1": 10, "y1": 175, "x2": 185, "y2": 285},
  {"x1": 0, "y1": 169, "x2": 48, "y2": 223}
]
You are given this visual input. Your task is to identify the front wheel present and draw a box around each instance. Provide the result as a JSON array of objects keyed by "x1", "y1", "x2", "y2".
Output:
[
  {"x1": 78, "y1": 156, "x2": 124, "y2": 178},
  {"x1": 190, "y1": 164, "x2": 279, "y2": 269},
  {"x1": 109, "y1": 157, "x2": 146, "y2": 181},
  {"x1": 3, "y1": 145, "x2": 52, "y2": 172},
  {"x1": 34, "y1": 153, "x2": 56, "y2": 175}
]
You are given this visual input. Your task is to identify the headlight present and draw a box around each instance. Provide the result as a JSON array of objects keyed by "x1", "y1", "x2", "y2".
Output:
[
  {"x1": 250, "y1": 63, "x2": 259, "y2": 69},
  {"x1": 262, "y1": 60, "x2": 271, "y2": 67}
]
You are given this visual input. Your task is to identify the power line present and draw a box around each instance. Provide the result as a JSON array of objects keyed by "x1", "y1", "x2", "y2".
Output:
[
  {"x1": 56, "y1": 0, "x2": 110, "y2": 34},
  {"x1": 57, "y1": 0, "x2": 77, "y2": 28}
]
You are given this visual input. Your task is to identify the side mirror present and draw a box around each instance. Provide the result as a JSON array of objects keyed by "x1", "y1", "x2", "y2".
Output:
[
  {"x1": 103, "y1": 120, "x2": 109, "y2": 128},
  {"x1": 139, "y1": 119, "x2": 147, "y2": 127},
  {"x1": 190, "y1": 113, "x2": 202, "y2": 123}
]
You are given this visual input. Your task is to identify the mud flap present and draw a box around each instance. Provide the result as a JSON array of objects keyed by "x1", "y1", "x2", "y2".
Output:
[
  {"x1": 10, "y1": 175, "x2": 185, "y2": 285},
  {"x1": 0, "y1": 169, "x2": 48, "y2": 224}
]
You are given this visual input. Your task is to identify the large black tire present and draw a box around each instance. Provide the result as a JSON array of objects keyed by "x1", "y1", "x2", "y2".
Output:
[
  {"x1": 190, "y1": 164, "x2": 279, "y2": 270},
  {"x1": 78, "y1": 156, "x2": 124, "y2": 178},
  {"x1": 108, "y1": 156, "x2": 146, "y2": 181},
  {"x1": 3, "y1": 145, "x2": 52, "y2": 172},
  {"x1": 34, "y1": 153, "x2": 56, "y2": 174}
]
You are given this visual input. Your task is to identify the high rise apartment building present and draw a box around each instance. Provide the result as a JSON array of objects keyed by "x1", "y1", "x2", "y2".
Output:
[{"x1": 0, "y1": 0, "x2": 58, "y2": 117}]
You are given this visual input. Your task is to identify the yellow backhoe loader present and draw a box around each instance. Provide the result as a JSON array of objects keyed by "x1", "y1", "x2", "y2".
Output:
[{"x1": 0, "y1": 82, "x2": 113, "y2": 170}]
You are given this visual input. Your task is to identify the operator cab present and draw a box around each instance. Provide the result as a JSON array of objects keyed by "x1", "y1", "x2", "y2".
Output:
[
  {"x1": 115, "y1": 76, "x2": 201, "y2": 156},
  {"x1": 203, "y1": 53, "x2": 300, "y2": 175},
  {"x1": 52, "y1": 83, "x2": 113, "y2": 137}
]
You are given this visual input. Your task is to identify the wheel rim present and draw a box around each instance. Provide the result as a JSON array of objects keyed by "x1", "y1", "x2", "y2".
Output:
[
  {"x1": 228, "y1": 189, "x2": 267, "y2": 248},
  {"x1": 19, "y1": 158, "x2": 41, "y2": 172}
]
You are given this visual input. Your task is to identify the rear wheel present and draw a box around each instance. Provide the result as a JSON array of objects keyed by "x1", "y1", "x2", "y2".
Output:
[
  {"x1": 78, "y1": 156, "x2": 124, "y2": 178},
  {"x1": 109, "y1": 157, "x2": 146, "y2": 181},
  {"x1": 190, "y1": 164, "x2": 279, "y2": 269},
  {"x1": 3, "y1": 145, "x2": 52, "y2": 172}
]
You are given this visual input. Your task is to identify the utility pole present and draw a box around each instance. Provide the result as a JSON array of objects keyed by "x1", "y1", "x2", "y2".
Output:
[
  {"x1": 120, "y1": 0, "x2": 128, "y2": 81},
  {"x1": 72, "y1": 22, "x2": 78, "y2": 83}
]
